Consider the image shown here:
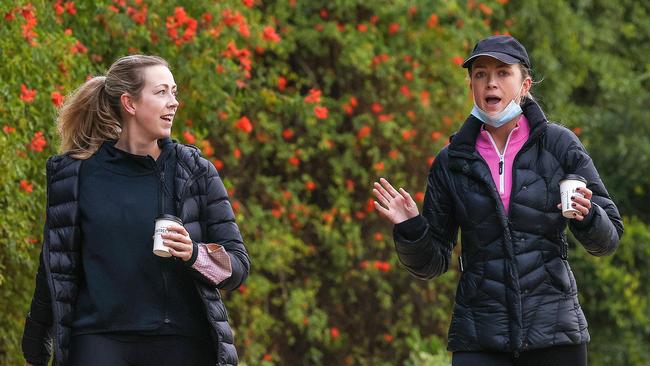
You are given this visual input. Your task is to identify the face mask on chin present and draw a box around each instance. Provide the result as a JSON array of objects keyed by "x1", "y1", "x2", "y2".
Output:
[{"x1": 471, "y1": 83, "x2": 525, "y2": 128}]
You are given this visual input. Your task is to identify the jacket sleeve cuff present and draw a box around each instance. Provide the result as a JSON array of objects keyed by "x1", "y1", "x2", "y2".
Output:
[
  {"x1": 570, "y1": 202, "x2": 598, "y2": 230},
  {"x1": 183, "y1": 241, "x2": 200, "y2": 267},
  {"x1": 395, "y1": 215, "x2": 427, "y2": 242}
]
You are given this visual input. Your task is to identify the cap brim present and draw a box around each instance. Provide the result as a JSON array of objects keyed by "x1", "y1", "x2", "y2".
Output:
[{"x1": 462, "y1": 52, "x2": 520, "y2": 68}]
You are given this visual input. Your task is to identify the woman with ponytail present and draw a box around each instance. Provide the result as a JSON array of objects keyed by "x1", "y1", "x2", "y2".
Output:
[{"x1": 21, "y1": 55, "x2": 249, "y2": 366}]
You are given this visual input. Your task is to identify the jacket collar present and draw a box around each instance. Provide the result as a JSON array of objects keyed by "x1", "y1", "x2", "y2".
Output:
[{"x1": 448, "y1": 97, "x2": 549, "y2": 159}]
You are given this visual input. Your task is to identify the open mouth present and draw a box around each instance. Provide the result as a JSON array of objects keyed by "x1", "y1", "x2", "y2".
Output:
[
  {"x1": 161, "y1": 114, "x2": 174, "y2": 122},
  {"x1": 485, "y1": 96, "x2": 502, "y2": 105}
]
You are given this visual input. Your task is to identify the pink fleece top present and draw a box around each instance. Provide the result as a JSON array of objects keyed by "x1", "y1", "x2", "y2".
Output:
[{"x1": 475, "y1": 115, "x2": 530, "y2": 214}]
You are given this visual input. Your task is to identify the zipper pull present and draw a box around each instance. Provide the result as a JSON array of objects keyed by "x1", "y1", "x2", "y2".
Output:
[{"x1": 499, "y1": 159, "x2": 503, "y2": 175}]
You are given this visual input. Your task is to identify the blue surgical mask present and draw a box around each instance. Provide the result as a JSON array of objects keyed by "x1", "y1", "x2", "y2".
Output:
[{"x1": 471, "y1": 85, "x2": 525, "y2": 128}]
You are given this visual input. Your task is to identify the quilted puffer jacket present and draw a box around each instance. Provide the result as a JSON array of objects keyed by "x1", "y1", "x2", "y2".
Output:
[
  {"x1": 394, "y1": 98, "x2": 623, "y2": 353},
  {"x1": 21, "y1": 142, "x2": 250, "y2": 366}
]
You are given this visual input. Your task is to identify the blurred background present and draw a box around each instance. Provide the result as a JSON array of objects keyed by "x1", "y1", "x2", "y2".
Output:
[{"x1": 1, "y1": 0, "x2": 649, "y2": 365}]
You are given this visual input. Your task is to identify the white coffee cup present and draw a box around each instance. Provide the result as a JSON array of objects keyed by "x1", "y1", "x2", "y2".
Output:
[
  {"x1": 153, "y1": 214, "x2": 183, "y2": 257},
  {"x1": 559, "y1": 174, "x2": 587, "y2": 218}
]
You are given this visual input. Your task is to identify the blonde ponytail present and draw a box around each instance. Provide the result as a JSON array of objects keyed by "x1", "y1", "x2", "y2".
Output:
[{"x1": 57, "y1": 55, "x2": 169, "y2": 159}]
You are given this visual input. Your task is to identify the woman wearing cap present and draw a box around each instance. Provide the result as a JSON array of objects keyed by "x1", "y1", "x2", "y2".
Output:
[
  {"x1": 21, "y1": 55, "x2": 250, "y2": 366},
  {"x1": 373, "y1": 35, "x2": 623, "y2": 365}
]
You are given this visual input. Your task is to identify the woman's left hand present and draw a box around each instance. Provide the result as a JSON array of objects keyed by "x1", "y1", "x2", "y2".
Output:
[
  {"x1": 162, "y1": 225, "x2": 193, "y2": 261},
  {"x1": 557, "y1": 186, "x2": 593, "y2": 221}
]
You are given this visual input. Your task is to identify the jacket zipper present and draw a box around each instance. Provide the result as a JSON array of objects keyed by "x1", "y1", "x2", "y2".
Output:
[
  {"x1": 485, "y1": 127, "x2": 517, "y2": 195},
  {"x1": 155, "y1": 161, "x2": 170, "y2": 325}
]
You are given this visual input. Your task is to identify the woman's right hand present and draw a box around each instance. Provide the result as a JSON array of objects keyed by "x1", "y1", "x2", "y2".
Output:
[{"x1": 372, "y1": 178, "x2": 420, "y2": 224}]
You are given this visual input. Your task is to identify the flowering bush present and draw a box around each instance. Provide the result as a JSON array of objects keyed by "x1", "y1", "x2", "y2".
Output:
[{"x1": 1, "y1": 1, "x2": 649, "y2": 365}]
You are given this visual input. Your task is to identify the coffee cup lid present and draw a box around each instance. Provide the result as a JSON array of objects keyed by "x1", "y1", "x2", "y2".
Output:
[
  {"x1": 561, "y1": 174, "x2": 587, "y2": 183},
  {"x1": 155, "y1": 214, "x2": 183, "y2": 225}
]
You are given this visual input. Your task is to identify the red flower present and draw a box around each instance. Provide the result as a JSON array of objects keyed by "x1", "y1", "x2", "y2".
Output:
[
  {"x1": 304, "y1": 88, "x2": 321, "y2": 103},
  {"x1": 479, "y1": 3, "x2": 493, "y2": 15},
  {"x1": 400, "y1": 85, "x2": 411, "y2": 98},
  {"x1": 357, "y1": 23, "x2": 367, "y2": 32},
  {"x1": 373, "y1": 161, "x2": 384, "y2": 171},
  {"x1": 378, "y1": 114, "x2": 393, "y2": 122},
  {"x1": 262, "y1": 26, "x2": 280, "y2": 43},
  {"x1": 238, "y1": 284, "x2": 248, "y2": 294},
  {"x1": 431, "y1": 131, "x2": 442, "y2": 141},
  {"x1": 166, "y1": 7, "x2": 198, "y2": 45},
  {"x1": 30, "y1": 131, "x2": 47, "y2": 152},
  {"x1": 319, "y1": 8, "x2": 328, "y2": 19},
  {"x1": 374, "y1": 232, "x2": 383, "y2": 241},
  {"x1": 428, "y1": 156, "x2": 435, "y2": 166},
  {"x1": 51, "y1": 91, "x2": 64, "y2": 107},
  {"x1": 288, "y1": 156, "x2": 300, "y2": 166},
  {"x1": 572, "y1": 127, "x2": 582, "y2": 136},
  {"x1": 277, "y1": 76, "x2": 287, "y2": 91},
  {"x1": 404, "y1": 70, "x2": 413, "y2": 80},
  {"x1": 65, "y1": 1, "x2": 77, "y2": 15},
  {"x1": 420, "y1": 90, "x2": 430, "y2": 106},
  {"x1": 408, "y1": 6, "x2": 417, "y2": 15},
  {"x1": 213, "y1": 159, "x2": 224, "y2": 170},
  {"x1": 242, "y1": 0, "x2": 255, "y2": 7},
  {"x1": 54, "y1": 1, "x2": 65, "y2": 15},
  {"x1": 20, "y1": 84, "x2": 36, "y2": 102},
  {"x1": 389, "y1": 150, "x2": 399, "y2": 159},
  {"x1": 388, "y1": 22, "x2": 400, "y2": 34},
  {"x1": 383, "y1": 333, "x2": 394, "y2": 343},
  {"x1": 70, "y1": 40, "x2": 88, "y2": 54},
  {"x1": 415, "y1": 191, "x2": 425, "y2": 202},
  {"x1": 233, "y1": 148, "x2": 241, "y2": 158},
  {"x1": 20, "y1": 180, "x2": 33, "y2": 193},
  {"x1": 427, "y1": 13, "x2": 439, "y2": 28},
  {"x1": 183, "y1": 130, "x2": 196, "y2": 144},
  {"x1": 314, "y1": 106, "x2": 328, "y2": 119},
  {"x1": 401, "y1": 129, "x2": 417, "y2": 141},
  {"x1": 370, "y1": 15, "x2": 379, "y2": 24},
  {"x1": 366, "y1": 198, "x2": 375, "y2": 212},
  {"x1": 282, "y1": 128, "x2": 294, "y2": 140},
  {"x1": 235, "y1": 116, "x2": 253, "y2": 133},
  {"x1": 359, "y1": 260, "x2": 369, "y2": 269},
  {"x1": 263, "y1": 354, "x2": 272, "y2": 361},
  {"x1": 357, "y1": 125, "x2": 371, "y2": 139},
  {"x1": 3, "y1": 125, "x2": 16, "y2": 133},
  {"x1": 374, "y1": 260, "x2": 391, "y2": 272},
  {"x1": 497, "y1": 0, "x2": 509, "y2": 4},
  {"x1": 330, "y1": 327, "x2": 340, "y2": 339},
  {"x1": 452, "y1": 56, "x2": 464, "y2": 66},
  {"x1": 371, "y1": 102, "x2": 383, "y2": 114},
  {"x1": 406, "y1": 110, "x2": 416, "y2": 121},
  {"x1": 305, "y1": 181, "x2": 316, "y2": 191}
]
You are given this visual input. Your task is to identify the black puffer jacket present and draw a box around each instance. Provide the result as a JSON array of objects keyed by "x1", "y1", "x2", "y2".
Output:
[
  {"x1": 394, "y1": 98, "x2": 623, "y2": 352},
  {"x1": 21, "y1": 142, "x2": 250, "y2": 366}
]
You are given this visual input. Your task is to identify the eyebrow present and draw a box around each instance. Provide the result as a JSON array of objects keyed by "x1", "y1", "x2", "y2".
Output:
[{"x1": 154, "y1": 83, "x2": 177, "y2": 89}]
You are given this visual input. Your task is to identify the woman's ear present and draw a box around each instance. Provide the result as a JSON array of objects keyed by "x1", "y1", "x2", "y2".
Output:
[
  {"x1": 522, "y1": 77, "x2": 532, "y2": 95},
  {"x1": 120, "y1": 93, "x2": 136, "y2": 116}
]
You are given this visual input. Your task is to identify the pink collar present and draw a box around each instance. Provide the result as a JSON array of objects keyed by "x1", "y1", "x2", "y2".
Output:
[{"x1": 475, "y1": 115, "x2": 530, "y2": 149}]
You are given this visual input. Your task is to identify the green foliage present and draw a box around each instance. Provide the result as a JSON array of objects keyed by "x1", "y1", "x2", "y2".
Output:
[
  {"x1": 1, "y1": 1, "x2": 649, "y2": 365},
  {"x1": 570, "y1": 216, "x2": 650, "y2": 366},
  {"x1": 508, "y1": 0, "x2": 650, "y2": 220}
]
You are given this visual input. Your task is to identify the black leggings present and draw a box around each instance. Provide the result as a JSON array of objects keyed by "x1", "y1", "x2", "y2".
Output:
[
  {"x1": 69, "y1": 333, "x2": 216, "y2": 366},
  {"x1": 452, "y1": 344, "x2": 587, "y2": 366}
]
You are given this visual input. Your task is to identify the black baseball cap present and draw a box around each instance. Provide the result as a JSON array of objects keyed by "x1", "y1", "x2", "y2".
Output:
[{"x1": 462, "y1": 35, "x2": 531, "y2": 69}]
